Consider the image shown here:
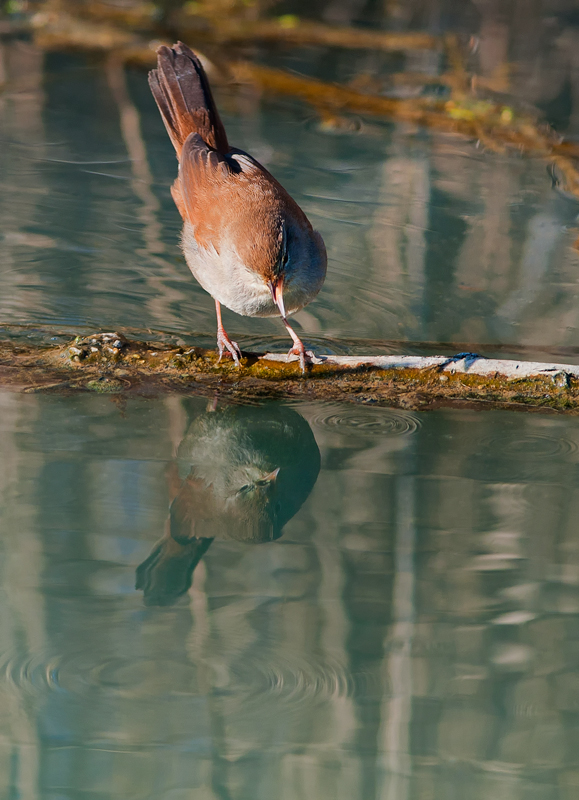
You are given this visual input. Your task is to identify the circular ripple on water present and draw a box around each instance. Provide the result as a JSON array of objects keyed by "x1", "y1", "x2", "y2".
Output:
[
  {"x1": 226, "y1": 653, "x2": 365, "y2": 711},
  {"x1": 0, "y1": 650, "x2": 199, "y2": 698},
  {"x1": 0, "y1": 647, "x2": 379, "y2": 710},
  {"x1": 309, "y1": 403, "x2": 421, "y2": 437},
  {"x1": 0, "y1": 650, "x2": 63, "y2": 696},
  {"x1": 491, "y1": 433, "x2": 578, "y2": 460}
]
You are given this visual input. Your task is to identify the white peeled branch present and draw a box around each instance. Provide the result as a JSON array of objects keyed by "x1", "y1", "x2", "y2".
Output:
[{"x1": 260, "y1": 352, "x2": 578, "y2": 383}]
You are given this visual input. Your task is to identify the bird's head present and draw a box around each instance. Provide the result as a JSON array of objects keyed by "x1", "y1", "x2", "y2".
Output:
[{"x1": 225, "y1": 465, "x2": 281, "y2": 542}]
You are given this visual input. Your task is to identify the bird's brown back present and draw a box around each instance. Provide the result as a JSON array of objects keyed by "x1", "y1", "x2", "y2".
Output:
[
  {"x1": 178, "y1": 139, "x2": 313, "y2": 281},
  {"x1": 149, "y1": 42, "x2": 318, "y2": 283}
]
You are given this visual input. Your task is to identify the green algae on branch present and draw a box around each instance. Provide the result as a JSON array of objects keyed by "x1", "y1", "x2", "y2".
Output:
[{"x1": 1, "y1": 331, "x2": 579, "y2": 414}]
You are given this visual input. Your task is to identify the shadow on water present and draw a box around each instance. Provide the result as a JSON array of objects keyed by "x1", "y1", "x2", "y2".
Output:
[{"x1": 136, "y1": 403, "x2": 321, "y2": 605}]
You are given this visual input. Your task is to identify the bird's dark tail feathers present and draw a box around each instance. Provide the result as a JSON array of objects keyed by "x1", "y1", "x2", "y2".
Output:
[{"x1": 148, "y1": 42, "x2": 229, "y2": 155}]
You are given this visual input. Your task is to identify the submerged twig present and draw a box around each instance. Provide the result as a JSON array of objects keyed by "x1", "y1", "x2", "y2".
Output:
[
  {"x1": 105, "y1": 56, "x2": 185, "y2": 325},
  {"x1": 182, "y1": 17, "x2": 441, "y2": 51}
]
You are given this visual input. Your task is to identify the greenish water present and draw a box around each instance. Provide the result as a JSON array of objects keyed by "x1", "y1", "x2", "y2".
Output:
[
  {"x1": 3, "y1": 39, "x2": 579, "y2": 355},
  {"x1": 2, "y1": 394, "x2": 579, "y2": 799},
  {"x1": 2, "y1": 14, "x2": 579, "y2": 799}
]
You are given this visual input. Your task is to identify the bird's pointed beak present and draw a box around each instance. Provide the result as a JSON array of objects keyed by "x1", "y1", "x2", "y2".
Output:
[
  {"x1": 269, "y1": 278, "x2": 286, "y2": 319},
  {"x1": 259, "y1": 467, "x2": 280, "y2": 484}
]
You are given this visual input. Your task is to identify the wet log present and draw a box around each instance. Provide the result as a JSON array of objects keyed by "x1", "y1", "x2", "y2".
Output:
[{"x1": 2, "y1": 330, "x2": 579, "y2": 414}]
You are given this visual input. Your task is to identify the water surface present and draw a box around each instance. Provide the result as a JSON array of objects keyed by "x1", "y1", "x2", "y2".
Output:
[
  {"x1": 1, "y1": 8, "x2": 579, "y2": 798},
  {"x1": 2, "y1": 35, "x2": 579, "y2": 353},
  {"x1": 1, "y1": 393, "x2": 579, "y2": 798}
]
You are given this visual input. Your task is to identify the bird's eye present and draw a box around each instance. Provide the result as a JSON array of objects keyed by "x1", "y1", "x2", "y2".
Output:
[{"x1": 238, "y1": 484, "x2": 250, "y2": 494}]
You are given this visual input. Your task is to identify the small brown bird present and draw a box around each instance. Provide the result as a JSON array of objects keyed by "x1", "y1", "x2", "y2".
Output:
[{"x1": 148, "y1": 43, "x2": 327, "y2": 371}]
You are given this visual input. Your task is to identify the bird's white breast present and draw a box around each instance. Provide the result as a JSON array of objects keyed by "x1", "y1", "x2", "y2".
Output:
[{"x1": 181, "y1": 221, "x2": 322, "y2": 318}]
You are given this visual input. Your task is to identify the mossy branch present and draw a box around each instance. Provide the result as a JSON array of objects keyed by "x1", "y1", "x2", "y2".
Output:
[{"x1": 1, "y1": 331, "x2": 579, "y2": 414}]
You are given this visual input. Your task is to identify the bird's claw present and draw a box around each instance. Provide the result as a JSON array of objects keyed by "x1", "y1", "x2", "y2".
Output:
[
  {"x1": 287, "y1": 343, "x2": 314, "y2": 374},
  {"x1": 217, "y1": 332, "x2": 242, "y2": 367}
]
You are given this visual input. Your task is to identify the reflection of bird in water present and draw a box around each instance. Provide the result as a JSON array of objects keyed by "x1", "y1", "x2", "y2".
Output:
[{"x1": 136, "y1": 404, "x2": 320, "y2": 606}]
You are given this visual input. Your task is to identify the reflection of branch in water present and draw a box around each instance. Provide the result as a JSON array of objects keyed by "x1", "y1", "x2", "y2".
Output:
[
  {"x1": 370, "y1": 142, "x2": 429, "y2": 342},
  {"x1": 44, "y1": 1, "x2": 442, "y2": 51},
  {"x1": 78, "y1": 0, "x2": 160, "y2": 30},
  {"x1": 105, "y1": 56, "x2": 184, "y2": 328},
  {"x1": 228, "y1": 60, "x2": 546, "y2": 156},
  {"x1": 136, "y1": 403, "x2": 321, "y2": 606},
  {"x1": 27, "y1": 4, "x2": 579, "y2": 200},
  {"x1": 181, "y1": 17, "x2": 440, "y2": 51},
  {"x1": 0, "y1": 41, "x2": 48, "y2": 322},
  {"x1": 0, "y1": 40, "x2": 51, "y2": 768},
  {"x1": 308, "y1": 442, "x2": 357, "y2": 751},
  {"x1": 1, "y1": 395, "x2": 44, "y2": 800},
  {"x1": 494, "y1": 202, "x2": 570, "y2": 342},
  {"x1": 0, "y1": 42, "x2": 6, "y2": 90},
  {"x1": 378, "y1": 475, "x2": 415, "y2": 800},
  {"x1": 106, "y1": 56, "x2": 165, "y2": 255}
]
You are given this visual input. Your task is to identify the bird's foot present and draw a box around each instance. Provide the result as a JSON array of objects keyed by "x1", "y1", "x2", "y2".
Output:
[
  {"x1": 217, "y1": 330, "x2": 242, "y2": 367},
  {"x1": 287, "y1": 341, "x2": 314, "y2": 374}
]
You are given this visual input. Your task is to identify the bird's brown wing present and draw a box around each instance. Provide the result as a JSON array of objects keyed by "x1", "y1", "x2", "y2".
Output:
[
  {"x1": 170, "y1": 131, "x2": 231, "y2": 223},
  {"x1": 177, "y1": 133, "x2": 295, "y2": 277}
]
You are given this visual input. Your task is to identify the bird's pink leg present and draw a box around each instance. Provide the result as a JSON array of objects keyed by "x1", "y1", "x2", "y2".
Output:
[
  {"x1": 282, "y1": 317, "x2": 313, "y2": 374},
  {"x1": 215, "y1": 300, "x2": 241, "y2": 366}
]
